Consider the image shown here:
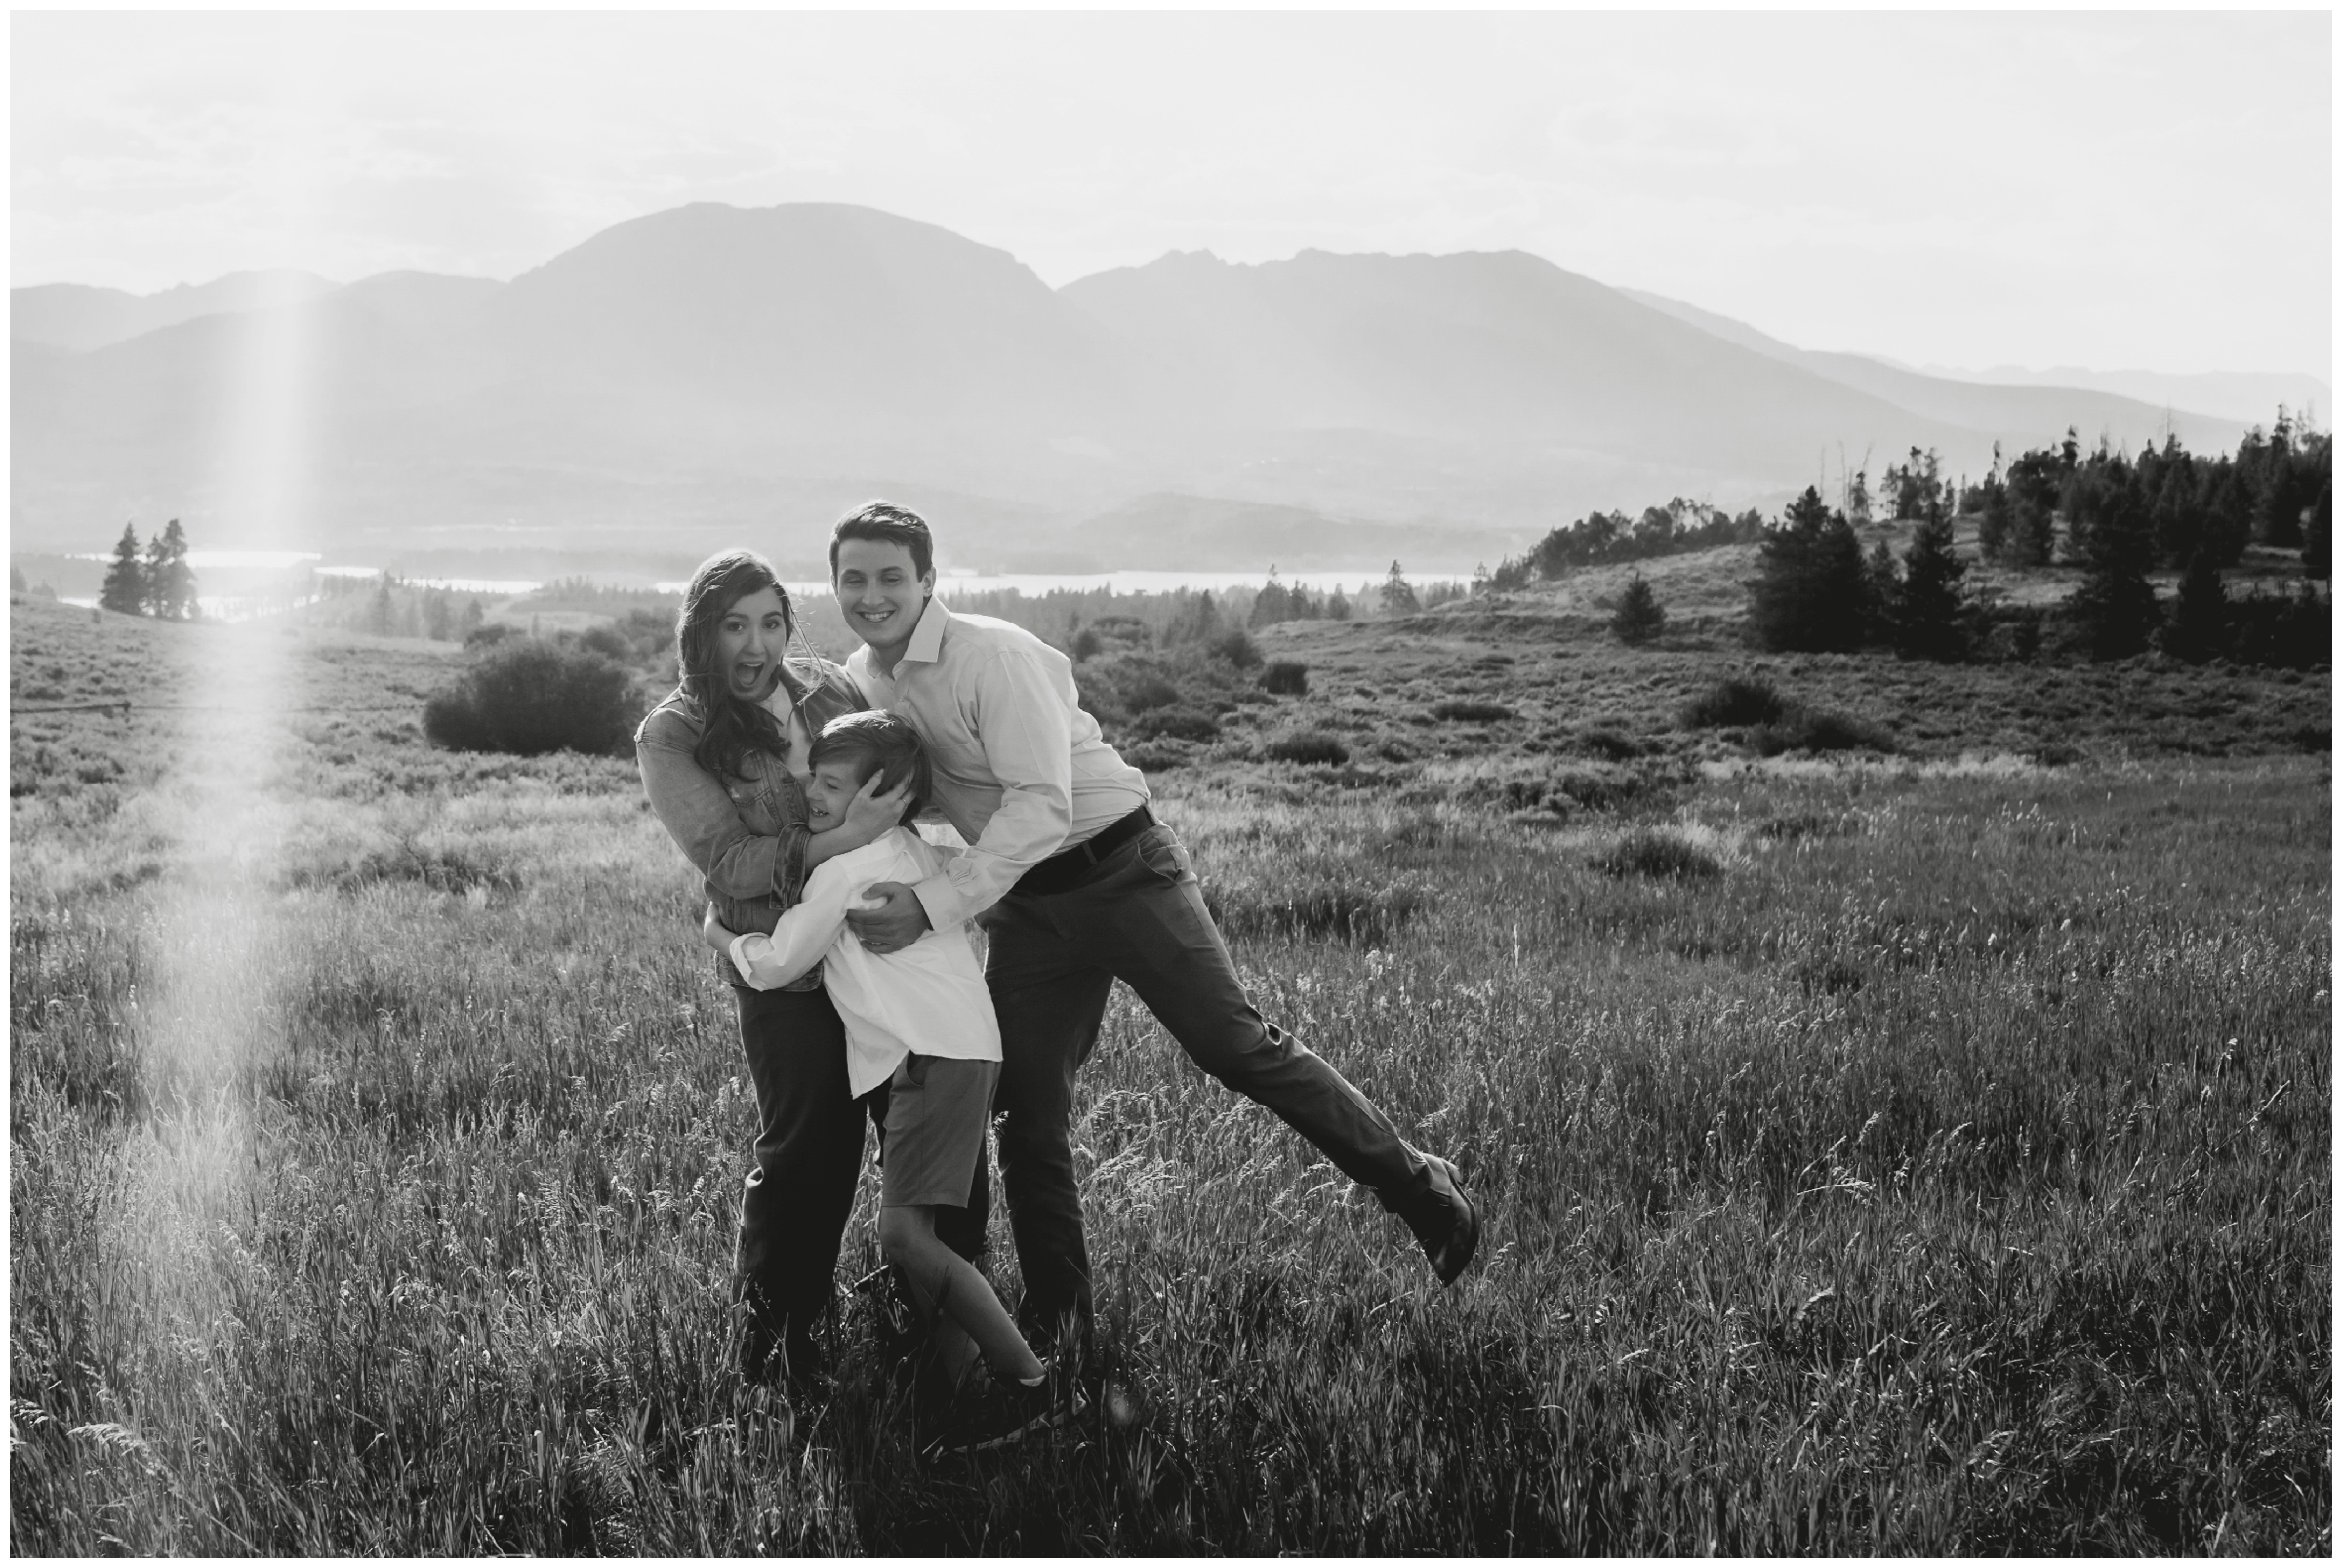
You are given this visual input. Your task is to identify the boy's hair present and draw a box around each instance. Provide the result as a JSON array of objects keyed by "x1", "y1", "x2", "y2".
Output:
[
  {"x1": 829, "y1": 500, "x2": 934, "y2": 580},
  {"x1": 809, "y1": 710, "x2": 931, "y2": 826}
]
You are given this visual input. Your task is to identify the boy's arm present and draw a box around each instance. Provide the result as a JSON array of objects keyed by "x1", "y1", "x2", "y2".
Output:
[{"x1": 724, "y1": 855, "x2": 865, "y2": 990}]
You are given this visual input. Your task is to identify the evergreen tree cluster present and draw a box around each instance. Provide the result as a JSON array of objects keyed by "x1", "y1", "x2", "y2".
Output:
[
  {"x1": 1746, "y1": 486, "x2": 1980, "y2": 660},
  {"x1": 1489, "y1": 498, "x2": 1767, "y2": 588},
  {"x1": 99, "y1": 520, "x2": 199, "y2": 620},
  {"x1": 307, "y1": 571, "x2": 486, "y2": 643},
  {"x1": 1974, "y1": 413, "x2": 2331, "y2": 578}
]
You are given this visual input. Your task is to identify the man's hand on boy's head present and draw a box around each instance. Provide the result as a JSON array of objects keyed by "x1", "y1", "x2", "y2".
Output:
[
  {"x1": 701, "y1": 902, "x2": 739, "y2": 954},
  {"x1": 840, "y1": 771, "x2": 912, "y2": 847},
  {"x1": 846, "y1": 881, "x2": 932, "y2": 953}
]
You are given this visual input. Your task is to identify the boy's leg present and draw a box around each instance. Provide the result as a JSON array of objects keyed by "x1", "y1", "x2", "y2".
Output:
[
  {"x1": 879, "y1": 1205, "x2": 1044, "y2": 1385},
  {"x1": 983, "y1": 893, "x2": 1118, "y2": 1348},
  {"x1": 877, "y1": 1056, "x2": 1035, "y2": 1382},
  {"x1": 733, "y1": 984, "x2": 868, "y2": 1386}
]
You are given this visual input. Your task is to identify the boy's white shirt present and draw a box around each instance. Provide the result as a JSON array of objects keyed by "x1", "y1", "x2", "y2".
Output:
[{"x1": 725, "y1": 825, "x2": 1001, "y2": 1098}]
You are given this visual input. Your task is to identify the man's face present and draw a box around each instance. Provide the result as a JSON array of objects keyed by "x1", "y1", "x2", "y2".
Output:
[
  {"x1": 833, "y1": 538, "x2": 933, "y2": 657},
  {"x1": 804, "y1": 759, "x2": 864, "y2": 830}
]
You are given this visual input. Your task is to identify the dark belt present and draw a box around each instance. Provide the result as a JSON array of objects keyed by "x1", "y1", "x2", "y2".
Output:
[{"x1": 1013, "y1": 804, "x2": 1157, "y2": 897}]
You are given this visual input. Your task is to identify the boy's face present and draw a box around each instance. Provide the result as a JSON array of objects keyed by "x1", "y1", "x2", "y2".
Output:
[{"x1": 804, "y1": 758, "x2": 868, "y2": 830}]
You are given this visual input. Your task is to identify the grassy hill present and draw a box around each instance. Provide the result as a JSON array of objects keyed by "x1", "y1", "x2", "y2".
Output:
[{"x1": 9, "y1": 588, "x2": 2330, "y2": 1553}]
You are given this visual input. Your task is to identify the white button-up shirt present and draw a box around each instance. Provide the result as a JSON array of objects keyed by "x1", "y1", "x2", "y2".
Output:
[
  {"x1": 725, "y1": 827, "x2": 1000, "y2": 1098},
  {"x1": 846, "y1": 596, "x2": 1149, "y2": 933}
]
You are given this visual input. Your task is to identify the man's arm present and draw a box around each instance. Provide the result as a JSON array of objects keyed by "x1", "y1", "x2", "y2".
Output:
[
  {"x1": 859, "y1": 647, "x2": 1075, "y2": 945},
  {"x1": 722, "y1": 855, "x2": 868, "y2": 990}
]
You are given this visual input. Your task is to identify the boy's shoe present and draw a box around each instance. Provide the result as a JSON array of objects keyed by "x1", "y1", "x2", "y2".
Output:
[
  {"x1": 921, "y1": 1369, "x2": 1088, "y2": 1461},
  {"x1": 1404, "y1": 1154, "x2": 1481, "y2": 1286}
]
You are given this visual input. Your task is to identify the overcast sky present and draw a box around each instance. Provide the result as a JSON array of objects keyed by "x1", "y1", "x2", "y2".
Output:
[{"x1": 12, "y1": 10, "x2": 2331, "y2": 380}]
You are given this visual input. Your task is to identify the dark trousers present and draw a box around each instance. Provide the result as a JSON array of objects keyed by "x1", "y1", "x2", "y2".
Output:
[
  {"x1": 981, "y1": 822, "x2": 1433, "y2": 1334},
  {"x1": 731, "y1": 982, "x2": 986, "y2": 1380}
]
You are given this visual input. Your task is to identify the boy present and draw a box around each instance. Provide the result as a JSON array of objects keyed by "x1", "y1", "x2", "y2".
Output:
[{"x1": 702, "y1": 710, "x2": 1062, "y2": 1446}]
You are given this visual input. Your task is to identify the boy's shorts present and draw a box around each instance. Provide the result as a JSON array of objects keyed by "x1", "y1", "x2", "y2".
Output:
[{"x1": 877, "y1": 1054, "x2": 999, "y2": 1210}]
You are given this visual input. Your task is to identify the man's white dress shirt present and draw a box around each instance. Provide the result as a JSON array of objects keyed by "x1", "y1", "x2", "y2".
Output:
[
  {"x1": 845, "y1": 596, "x2": 1149, "y2": 934},
  {"x1": 725, "y1": 826, "x2": 1000, "y2": 1098}
]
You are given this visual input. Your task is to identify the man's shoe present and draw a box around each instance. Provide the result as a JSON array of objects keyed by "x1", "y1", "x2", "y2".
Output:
[{"x1": 1405, "y1": 1154, "x2": 1481, "y2": 1286}]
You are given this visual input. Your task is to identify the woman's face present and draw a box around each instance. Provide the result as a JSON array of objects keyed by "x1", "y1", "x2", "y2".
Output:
[{"x1": 712, "y1": 585, "x2": 788, "y2": 702}]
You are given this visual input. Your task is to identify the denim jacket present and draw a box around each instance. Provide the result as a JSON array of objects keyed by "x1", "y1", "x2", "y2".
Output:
[{"x1": 635, "y1": 661, "x2": 868, "y2": 991}]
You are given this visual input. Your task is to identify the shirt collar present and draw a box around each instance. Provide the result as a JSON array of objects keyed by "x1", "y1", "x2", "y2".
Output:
[{"x1": 899, "y1": 592, "x2": 951, "y2": 668}]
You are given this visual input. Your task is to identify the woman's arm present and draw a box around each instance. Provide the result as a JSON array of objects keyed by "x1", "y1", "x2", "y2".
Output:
[{"x1": 637, "y1": 708, "x2": 802, "y2": 902}]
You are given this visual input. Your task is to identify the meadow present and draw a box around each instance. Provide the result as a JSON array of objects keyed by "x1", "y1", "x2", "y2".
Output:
[{"x1": 9, "y1": 587, "x2": 2330, "y2": 1553}]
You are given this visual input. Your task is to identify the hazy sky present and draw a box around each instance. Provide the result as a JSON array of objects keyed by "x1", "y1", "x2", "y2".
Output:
[{"x1": 13, "y1": 11, "x2": 2331, "y2": 379}]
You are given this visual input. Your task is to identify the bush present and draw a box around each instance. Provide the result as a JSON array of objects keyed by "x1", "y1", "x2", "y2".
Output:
[
  {"x1": 1680, "y1": 676, "x2": 1786, "y2": 729},
  {"x1": 423, "y1": 640, "x2": 641, "y2": 756},
  {"x1": 1129, "y1": 705, "x2": 1221, "y2": 744},
  {"x1": 463, "y1": 623, "x2": 516, "y2": 651},
  {"x1": 1432, "y1": 699, "x2": 1514, "y2": 723},
  {"x1": 1206, "y1": 876, "x2": 1431, "y2": 945},
  {"x1": 1261, "y1": 661, "x2": 1310, "y2": 696},
  {"x1": 1211, "y1": 626, "x2": 1263, "y2": 670},
  {"x1": 1747, "y1": 707, "x2": 1899, "y2": 757},
  {"x1": 1265, "y1": 731, "x2": 1350, "y2": 766},
  {"x1": 574, "y1": 623, "x2": 635, "y2": 663},
  {"x1": 1576, "y1": 727, "x2": 1647, "y2": 761},
  {"x1": 1591, "y1": 826, "x2": 1722, "y2": 881}
]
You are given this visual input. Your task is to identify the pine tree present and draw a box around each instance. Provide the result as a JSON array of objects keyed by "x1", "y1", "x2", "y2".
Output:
[
  {"x1": 1862, "y1": 538, "x2": 1901, "y2": 646},
  {"x1": 2303, "y1": 436, "x2": 2332, "y2": 582},
  {"x1": 1325, "y1": 585, "x2": 1352, "y2": 622},
  {"x1": 2160, "y1": 549, "x2": 2229, "y2": 663},
  {"x1": 141, "y1": 518, "x2": 198, "y2": 620},
  {"x1": 1380, "y1": 561, "x2": 1419, "y2": 617},
  {"x1": 2067, "y1": 464, "x2": 2160, "y2": 660},
  {"x1": 367, "y1": 577, "x2": 394, "y2": 636},
  {"x1": 1249, "y1": 567, "x2": 1291, "y2": 629},
  {"x1": 1747, "y1": 487, "x2": 1868, "y2": 652},
  {"x1": 100, "y1": 524, "x2": 147, "y2": 614},
  {"x1": 1610, "y1": 573, "x2": 1667, "y2": 646},
  {"x1": 1896, "y1": 511, "x2": 1970, "y2": 661}
]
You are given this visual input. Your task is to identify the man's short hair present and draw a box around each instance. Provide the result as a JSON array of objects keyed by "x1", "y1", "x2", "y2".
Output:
[
  {"x1": 808, "y1": 710, "x2": 930, "y2": 825},
  {"x1": 829, "y1": 500, "x2": 934, "y2": 579}
]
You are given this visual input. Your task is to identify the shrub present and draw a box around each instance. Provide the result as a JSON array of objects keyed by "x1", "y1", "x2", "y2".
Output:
[
  {"x1": 1591, "y1": 826, "x2": 1722, "y2": 881},
  {"x1": 575, "y1": 623, "x2": 635, "y2": 663},
  {"x1": 1261, "y1": 661, "x2": 1310, "y2": 696},
  {"x1": 1120, "y1": 741, "x2": 1195, "y2": 772},
  {"x1": 463, "y1": 623, "x2": 516, "y2": 651},
  {"x1": 1129, "y1": 705, "x2": 1221, "y2": 744},
  {"x1": 423, "y1": 640, "x2": 640, "y2": 756},
  {"x1": 1680, "y1": 676, "x2": 1786, "y2": 729},
  {"x1": 1746, "y1": 707, "x2": 1898, "y2": 757},
  {"x1": 1265, "y1": 731, "x2": 1350, "y2": 766},
  {"x1": 1206, "y1": 876, "x2": 1431, "y2": 945},
  {"x1": 1433, "y1": 699, "x2": 1514, "y2": 723},
  {"x1": 1211, "y1": 625, "x2": 1263, "y2": 670},
  {"x1": 1576, "y1": 727, "x2": 1647, "y2": 761}
]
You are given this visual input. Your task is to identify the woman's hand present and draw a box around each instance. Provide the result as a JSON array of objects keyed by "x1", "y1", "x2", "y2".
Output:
[{"x1": 836, "y1": 771, "x2": 912, "y2": 849}]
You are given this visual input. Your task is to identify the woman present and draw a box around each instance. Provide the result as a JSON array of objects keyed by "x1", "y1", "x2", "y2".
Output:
[{"x1": 637, "y1": 548, "x2": 978, "y2": 1391}]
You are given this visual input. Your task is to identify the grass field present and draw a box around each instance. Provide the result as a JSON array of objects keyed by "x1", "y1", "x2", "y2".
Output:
[{"x1": 9, "y1": 587, "x2": 2331, "y2": 1553}]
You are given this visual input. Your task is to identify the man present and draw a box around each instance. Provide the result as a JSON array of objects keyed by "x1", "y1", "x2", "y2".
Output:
[{"x1": 833, "y1": 501, "x2": 1478, "y2": 1361}]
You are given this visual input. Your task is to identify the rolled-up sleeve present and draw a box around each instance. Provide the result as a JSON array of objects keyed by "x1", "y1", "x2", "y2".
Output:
[
  {"x1": 909, "y1": 647, "x2": 1072, "y2": 932},
  {"x1": 636, "y1": 710, "x2": 809, "y2": 904}
]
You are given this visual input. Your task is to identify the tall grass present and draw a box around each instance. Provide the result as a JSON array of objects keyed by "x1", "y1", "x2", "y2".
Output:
[{"x1": 9, "y1": 600, "x2": 2331, "y2": 1553}]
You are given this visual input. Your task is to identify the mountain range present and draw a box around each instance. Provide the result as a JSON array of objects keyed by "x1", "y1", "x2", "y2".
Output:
[{"x1": 11, "y1": 201, "x2": 2292, "y2": 572}]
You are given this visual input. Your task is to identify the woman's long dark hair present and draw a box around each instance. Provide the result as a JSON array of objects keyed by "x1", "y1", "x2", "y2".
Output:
[{"x1": 677, "y1": 549, "x2": 794, "y2": 781}]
